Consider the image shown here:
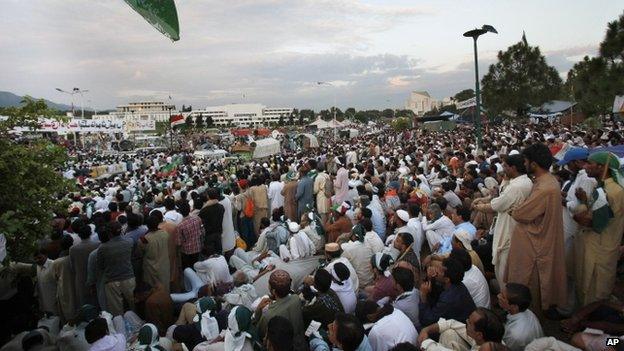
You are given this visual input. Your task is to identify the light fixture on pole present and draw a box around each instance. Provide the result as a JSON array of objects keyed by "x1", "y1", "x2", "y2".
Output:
[
  {"x1": 463, "y1": 24, "x2": 497, "y2": 154},
  {"x1": 56, "y1": 87, "x2": 89, "y2": 118}
]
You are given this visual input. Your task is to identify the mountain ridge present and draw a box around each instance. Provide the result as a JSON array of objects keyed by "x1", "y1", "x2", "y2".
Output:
[{"x1": 0, "y1": 90, "x2": 75, "y2": 111}]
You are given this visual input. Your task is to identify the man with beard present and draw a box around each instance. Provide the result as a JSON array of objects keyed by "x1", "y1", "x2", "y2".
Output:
[{"x1": 505, "y1": 143, "x2": 566, "y2": 316}]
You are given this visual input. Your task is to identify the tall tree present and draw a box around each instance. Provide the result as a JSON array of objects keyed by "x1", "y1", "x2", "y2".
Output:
[
  {"x1": 0, "y1": 98, "x2": 73, "y2": 261},
  {"x1": 195, "y1": 115, "x2": 204, "y2": 129},
  {"x1": 391, "y1": 117, "x2": 411, "y2": 131},
  {"x1": 320, "y1": 109, "x2": 331, "y2": 121},
  {"x1": 344, "y1": 107, "x2": 356, "y2": 120},
  {"x1": 354, "y1": 111, "x2": 368, "y2": 123},
  {"x1": 287, "y1": 114, "x2": 294, "y2": 125},
  {"x1": 382, "y1": 108, "x2": 394, "y2": 119},
  {"x1": 566, "y1": 13, "x2": 624, "y2": 117},
  {"x1": 481, "y1": 33, "x2": 563, "y2": 117},
  {"x1": 453, "y1": 89, "x2": 475, "y2": 102},
  {"x1": 278, "y1": 115, "x2": 285, "y2": 126},
  {"x1": 395, "y1": 109, "x2": 415, "y2": 119},
  {"x1": 599, "y1": 12, "x2": 624, "y2": 63},
  {"x1": 334, "y1": 108, "x2": 345, "y2": 122},
  {"x1": 206, "y1": 116, "x2": 214, "y2": 128},
  {"x1": 185, "y1": 115, "x2": 194, "y2": 128},
  {"x1": 299, "y1": 109, "x2": 315, "y2": 123}
]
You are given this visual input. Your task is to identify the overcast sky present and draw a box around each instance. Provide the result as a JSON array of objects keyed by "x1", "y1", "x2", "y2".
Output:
[{"x1": 1, "y1": 0, "x2": 621, "y2": 111}]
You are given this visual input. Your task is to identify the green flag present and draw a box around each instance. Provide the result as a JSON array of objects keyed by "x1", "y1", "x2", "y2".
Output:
[{"x1": 125, "y1": 0, "x2": 180, "y2": 41}]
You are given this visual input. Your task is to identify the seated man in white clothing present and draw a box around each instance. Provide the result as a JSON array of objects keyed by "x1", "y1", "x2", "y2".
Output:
[
  {"x1": 222, "y1": 271, "x2": 259, "y2": 310},
  {"x1": 279, "y1": 221, "x2": 316, "y2": 261},
  {"x1": 324, "y1": 243, "x2": 359, "y2": 293},
  {"x1": 229, "y1": 248, "x2": 280, "y2": 283},
  {"x1": 300, "y1": 212, "x2": 324, "y2": 252},
  {"x1": 450, "y1": 248, "x2": 490, "y2": 309},
  {"x1": 418, "y1": 307, "x2": 505, "y2": 351},
  {"x1": 421, "y1": 203, "x2": 455, "y2": 252},
  {"x1": 524, "y1": 337, "x2": 581, "y2": 351},
  {"x1": 194, "y1": 255, "x2": 234, "y2": 289},
  {"x1": 355, "y1": 300, "x2": 418, "y2": 351},
  {"x1": 328, "y1": 262, "x2": 357, "y2": 314},
  {"x1": 498, "y1": 282, "x2": 544, "y2": 351}
]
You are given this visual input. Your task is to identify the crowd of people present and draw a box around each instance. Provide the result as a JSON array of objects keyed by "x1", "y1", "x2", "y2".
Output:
[{"x1": 1, "y1": 117, "x2": 624, "y2": 351}]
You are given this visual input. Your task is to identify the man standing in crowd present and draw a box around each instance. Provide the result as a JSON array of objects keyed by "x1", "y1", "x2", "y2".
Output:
[
  {"x1": 574, "y1": 151, "x2": 624, "y2": 306},
  {"x1": 505, "y1": 143, "x2": 566, "y2": 315},
  {"x1": 472, "y1": 153, "x2": 532, "y2": 286},
  {"x1": 175, "y1": 202, "x2": 203, "y2": 269},
  {"x1": 199, "y1": 188, "x2": 225, "y2": 255},
  {"x1": 96, "y1": 222, "x2": 135, "y2": 317}
]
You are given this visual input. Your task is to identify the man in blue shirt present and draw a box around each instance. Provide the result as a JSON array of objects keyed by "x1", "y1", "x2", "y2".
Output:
[{"x1": 438, "y1": 206, "x2": 476, "y2": 255}]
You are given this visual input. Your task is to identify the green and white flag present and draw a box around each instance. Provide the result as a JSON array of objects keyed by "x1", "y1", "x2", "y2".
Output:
[
  {"x1": 125, "y1": 0, "x2": 180, "y2": 41},
  {"x1": 590, "y1": 187, "x2": 613, "y2": 234}
]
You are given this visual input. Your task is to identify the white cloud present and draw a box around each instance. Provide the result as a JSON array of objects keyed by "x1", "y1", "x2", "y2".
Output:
[{"x1": 0, "y1": 0, "x2": 611, "y2": 110}]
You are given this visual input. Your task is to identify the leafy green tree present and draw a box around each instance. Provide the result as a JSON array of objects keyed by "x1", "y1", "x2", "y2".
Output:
[
  {"x1": 481, "y1": 34, "x2": 563, "y2": 117},
  {"x1": 344, "y1": 107, "x2": 356, "y2": 120},
  {"x1": 395, "y1": 109, "x2": 415, "y2": 119},
  {"x1": 287, "y1": 114, "x2": 294, "y2": 125},
  {"x1": 299, "y1": 109, "x2": 315, "y2": 123},
  {"x1": 391, "y1": 117, "x2": 412, "y2": 131},
  {"x1": 185, "y1": 115, "x2": 194, "y2": 128},
  {"x1": 565, "y1": 13, "x2": 624, "y2": 117},
  {"x1": 382, "y1": 109, "x2": 394, "y2": 119},
  {"x1": 0, "y1": 97, "x2": 73, "y2": 261},
  {"x1": 453, "y1": 89, "x2": 475, "y2": 102},
  {"x1": 195, "y1": 115, "x2": 204, "y2": 129},
  {"x1": 354, "y1": 111, "x2": 368, "y2": 123},
  {"x1": 155, "y1": 121, "x2": 168, "y2": 135},
  {"x1": 206, "y1": 116, "x2": 214, "y2": 128},
  {"x1": 599, "y1": 12, "x2": 624, "y2": 63},
  {"x1": 278, "y1": 115, "x2": 285, "y2": 126},
  {"x1": 367, "y1": 110, "x2": 382, "y2": 120},
  {"x1": 566, "y1": 56, "x2": 624, "y2": 117},
  {"x1": 320, "y1": 109, "x2": 331, "y2": 121}
]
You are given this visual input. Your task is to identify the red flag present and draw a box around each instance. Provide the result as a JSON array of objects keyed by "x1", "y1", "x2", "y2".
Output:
[{"x1": 170, "y1": 114, "x2": 184, "y2": 127}]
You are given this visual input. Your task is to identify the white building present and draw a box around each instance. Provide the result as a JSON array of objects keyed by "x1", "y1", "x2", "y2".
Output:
[
  {"x1": 93, "y1": 101, "x2": 172, "y2": 123},
  {"x1": 188, "y1": 104, "x2": 293, "y2": 127},
  {"x1": 405, "y1": 91, "x2": 439, "y2": 116}
]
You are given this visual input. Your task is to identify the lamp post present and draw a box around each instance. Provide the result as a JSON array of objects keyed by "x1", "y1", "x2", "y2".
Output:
[
  {"x1": 56, "y1": 87, "x2": 89, "y2": 118},
  {"x1": 463, "y1": 25, "x2": 497, "y2": 154},
  {"x1": 167, "y1": 103, "x2": 175, "y2": 149}
]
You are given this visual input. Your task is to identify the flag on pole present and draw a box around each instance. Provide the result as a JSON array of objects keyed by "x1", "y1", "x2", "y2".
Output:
[
  {"x1": 158, "y1": 157, "x2": 182, "y2": 177},
  {"x1": 124, "y1": 0, "x2": 180, "y2": 41},
  {"x1": 170, "y1": 114, "x2": 184, "y2": 127}
]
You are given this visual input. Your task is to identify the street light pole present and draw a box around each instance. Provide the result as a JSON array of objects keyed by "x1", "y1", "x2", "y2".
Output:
[
  {"x1": 463, "y1": 25, "x2": 497, "y2": 154},
  {"x1": 56, "y1": 87, "x2": 88, "y2": 118},
  {"x1": 472, "y1": 37, "x2": 483, "y2": 153}
]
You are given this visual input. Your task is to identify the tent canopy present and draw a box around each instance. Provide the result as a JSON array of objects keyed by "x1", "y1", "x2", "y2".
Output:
[
  {"x1": 251, "y1": 137, "x2": 281, "y2": 158},
  {"x1": 531, "y1": 100, "x2": 577, "y2": 114},
  {"x1": 308, "y1": 118, "x2": 344, "y2": 129}
]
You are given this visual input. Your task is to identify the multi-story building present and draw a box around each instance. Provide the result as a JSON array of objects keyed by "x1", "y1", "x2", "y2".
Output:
[
  {"x1": 93, "y1": 101, "x2": 173, "y2": 123},
  {"x1": 188, "y1": 103, "x2": 293, "y2": 127},
  {"x1": 405, "y1": 91, "x2": 438, "y2": 116}
]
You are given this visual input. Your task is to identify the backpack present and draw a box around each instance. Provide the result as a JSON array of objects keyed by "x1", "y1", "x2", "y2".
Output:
[
  {"x1": 323, "y1": 175, "x2": 334, "y2": 198},
  {"x1": 243, "y1": 196, "x2": 255, "y2": 218}
]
